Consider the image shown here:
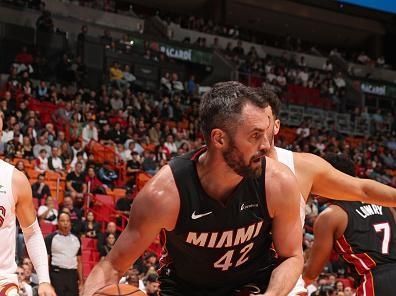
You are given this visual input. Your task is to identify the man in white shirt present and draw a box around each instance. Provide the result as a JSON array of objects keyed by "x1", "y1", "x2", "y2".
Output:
[{"x1": 82, "y1": 119, "x2": 98, "y2": 146}]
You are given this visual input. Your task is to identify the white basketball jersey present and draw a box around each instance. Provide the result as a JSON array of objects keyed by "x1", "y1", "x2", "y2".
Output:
[
  {"x1": 0, "y1": 160, "x2": 18, "y2": 285},
  {"x1": 274, "y1": 148, "x2": 307, "y2": 295},
  {"x1": 274, "y1": 147, "x2": 306, "y2": 225}
]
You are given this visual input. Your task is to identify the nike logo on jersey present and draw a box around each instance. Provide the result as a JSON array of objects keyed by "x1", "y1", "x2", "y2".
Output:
[{"x1": 191, "y1": 211, "x2": 213, "y2": 220}]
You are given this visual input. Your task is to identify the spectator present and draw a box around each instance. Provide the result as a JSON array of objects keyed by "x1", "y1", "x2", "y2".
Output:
[
  {"x1": 33, "y1": 136, "x2": 51, "y2": 158},
  {"x1": 187, "y1": 75, "x2": 198, "y2": 96},
  {"x1": 141, "y1": 150, "x2": 158, "y2": 176},
  {"x1": 357, "y1": 51, "x2": 370, "y2": 64},
  {"x1": 5, "y1": 134, "x2": 23, "y2": 158},
  {"x1": 97, "y1": 161, "x2": 118, "y2": 188},
  {"x1": 110, "y1": 92, "x2": 124, "y2": 111},
  {"x1": 81, "y1": 211, "x2": 101, "y2": 239},
  {"x1": 99, "y1": 233, "x2": 116, "y2": 259},
  {"x1": 31, "y1": 173, "x2": 51, "y2": 202},
  {"x1": 109, "y1": 122, "x2": 125, "y2": 144},
  {"x1": 45, "y1": 212, "x2": 83, "y2": 296},
  {"x1": 15, "y1": 160, "x2": 30, "y2": 178},
  {"x1": 77, "y1": 25, "x2": 88, "y2": 57},
  {"x1": 115, "y1": 187, "x2": 134, "y2": 216},
  {"x1": 21, "y1": 257, "x2": 38, "y2": 289},
  {"x1": 233, "y1": 40, "x2": 244, "y2": 56},
  {"x1": 36, "y1": 10, "x2": 54, "y2": 32},
  {"x1": 66, "y1": 161, "x2": 87, "y2": 200},
  {"x1": 48, "y1": 146, "x2": 65, "y2": 174},
  {"x1": 143, "y1": 273, "x2": 160, "y2": 296},
  {"x1": 71, "y1": 141, "x2": 87, "y2": 165},
  {"x1": 38, "y1": 196, "x2": 58, "y2": 225},
  {"x1": 333, "y1": 72, "x2": 346, "y2": 90},
  {"x1": 82, "y1": 119, "x2": 99, "y2": 146},
  {"x1": 322, "y1": 60, "x2": 333, "y2": 72},
  {"x1": 122, "y1": 64, "x2": 136, "y2": 87},
  {"x1": 170, "y1": 73, "x2": 184, "y2": 92},
  {"x1": 97, "y1": 221, "x2": 118, "y2": 256},
  {"x1": 376, "y1": 56, "x2": 385, "y2": 67},
  {"x1": 126, "y1": 151, "x2": 141, "y2": 186},
  {"x1": 164, "y1": 134, "x2": 177, "y2": 155},
  {"x1": 85, "y1": 166, "x2": 106, "y2": 194},
  {"x1": 16, "y1": 265, "x2": 33, "y2": 296},
  {"x1": 109, "y1": 61, "x2": 124, "y2": 88},
  {"x1": 100, "y1": 29, "x2": 113, "y2": 47},
  {"x1": 14, "y1": 46, "x2": 34, "y2": 74},
  {"x1": 34, "y1": 148, "x2": 49, "y2": 173},
  {"x1": 60, "y1": 196, "x2": 83, "y2": 235}
]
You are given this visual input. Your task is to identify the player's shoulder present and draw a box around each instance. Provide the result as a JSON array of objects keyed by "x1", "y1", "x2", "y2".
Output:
[
  {"x1": 292, "y1": 151, "x2": 322, "y2": 165},
  {"x1": 138, "y1": 165, "x2": 179, "y2": 205},
  {"x1": 12, "y1": 167, "x2": 30, "y2": 187},
  {"x1": 316, "y1": 204, "x2": 347, "y2": 226},
  {"x1": 266, "y1": 156, "x2": 296, "y2": 182}
]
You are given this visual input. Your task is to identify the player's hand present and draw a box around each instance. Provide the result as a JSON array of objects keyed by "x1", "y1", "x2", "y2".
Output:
[{"x1": 38, "y1": 282, "x2": 56, "y2": 296}]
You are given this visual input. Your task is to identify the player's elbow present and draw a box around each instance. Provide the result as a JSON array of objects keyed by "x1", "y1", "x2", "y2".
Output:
[{"x1": 302, "y1": 265, "x2": 316, "y2": 286}]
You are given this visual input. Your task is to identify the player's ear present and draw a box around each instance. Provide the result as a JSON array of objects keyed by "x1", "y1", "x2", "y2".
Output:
[
  {"x1": 211, "y1": 129, "x2": 225, "y2": 148},
  {"x1": 274, "y1": 118, "x2": 280, "y2": 135}
]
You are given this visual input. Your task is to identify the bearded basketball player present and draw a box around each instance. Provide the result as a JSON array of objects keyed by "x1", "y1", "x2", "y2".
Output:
[{"x1": 84, "y1": 82, "x2": 304, "y2": 296}]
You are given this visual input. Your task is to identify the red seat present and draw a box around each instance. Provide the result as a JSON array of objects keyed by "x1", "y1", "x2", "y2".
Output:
[
  {"x1": 93, "y1": 195, "x2": 115, "y2": 223},
  {"x1": 81, "y1": 237, "x2": 97, "y2": 250},
  {"x1": 39, "y1": 222, "x2": 55, "y2": 237},
  {"x1": 82, "y1": 250, "x2": 91, "y2": 261}
]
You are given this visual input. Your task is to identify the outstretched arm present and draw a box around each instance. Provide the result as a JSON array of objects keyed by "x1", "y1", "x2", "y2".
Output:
[
  {"x1": 83, "y1": 166, "x2": 179, "y2": 296},
  {"x1": 14, "y1": 169, "x2": 56, "y2": 296},
  {"x1": 298, "y1": 153, "x2": 396, "y2": 207},
  {"x1": 264, "y1": 161, "x2": 304, "y2": 296}
]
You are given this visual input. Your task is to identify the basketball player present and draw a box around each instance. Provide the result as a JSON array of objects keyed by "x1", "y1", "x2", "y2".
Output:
[
  {"x1": 84, "y1": 82, "x2": 303, "y2": 296},
  {"x1": 303, "y1": 153, "x2": 396, "y2": 295},
  {"x1": 0, "y1": 116, "x2": 55, "y2": 296},
  {"x1": 262, "y1": 89, "x2": 396, "y2": 295}
]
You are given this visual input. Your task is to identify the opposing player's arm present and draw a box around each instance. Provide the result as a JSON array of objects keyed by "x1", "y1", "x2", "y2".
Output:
[
  {"x1": 265, "y1": 159, "x2": 303, "y2": 296},
  {"x1": 83, "y1": 165, "x2": 179, "y2": 296},
  {"x1": 297, "y1": 153, "x2": 396, "y2": 207},
  {"x1": 13, "y1": 169, "x2": 55, "y2": 296},
  {"x1": 303, "y1": 205, "x2": 346, "y2": 286}
]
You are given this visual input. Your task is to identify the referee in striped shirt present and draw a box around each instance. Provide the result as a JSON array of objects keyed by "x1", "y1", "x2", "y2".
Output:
[{"x1": 45, "y1": 212, "x2": 83, "y2": 296}]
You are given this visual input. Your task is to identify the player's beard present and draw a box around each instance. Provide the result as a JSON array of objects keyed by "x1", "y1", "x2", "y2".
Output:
[{"x1": 222, "y1": 136, "x2": 264, "y2": 178}]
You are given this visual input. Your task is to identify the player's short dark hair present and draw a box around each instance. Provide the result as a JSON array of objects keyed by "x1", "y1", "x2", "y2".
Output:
[
  {"x1": 323, "y1": 153, "x2": 356, "y2": 177},
  {"x1": 255, "y1": 87, "x2": 281, "y2": 119},
  {"x1": 199, "y1": 81, "x2": 278, "y2": 143}
]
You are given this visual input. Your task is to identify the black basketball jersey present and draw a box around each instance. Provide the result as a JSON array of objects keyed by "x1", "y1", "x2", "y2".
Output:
[
  {"x1": 160, "y1": 147, "x2": 274, "y2": 289},
  {"x1": 333, "y1": 201, "x2": 396, "y2": 275}
]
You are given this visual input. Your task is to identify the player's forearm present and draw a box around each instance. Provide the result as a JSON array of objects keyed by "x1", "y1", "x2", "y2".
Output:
[
  {"x1": 82, "y1": 259, "x2": 120, "y2": 296},
  {"x1": 264, "y1": 255, "x2": 303, "y2": 296},
  {"x1": 361, "y1": 179, "x2": 396, "y2": 206}
]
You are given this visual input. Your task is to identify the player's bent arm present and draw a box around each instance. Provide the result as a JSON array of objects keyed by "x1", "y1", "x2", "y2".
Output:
[
  {"x1": 265, "y1": 160, "x2": 304, "y2": 296},
  {"x1": 83, "y1": 165, "x2": 179, "y2": 296},
  {"x1": 298, "y1": 153, "x2": 396, "y2": 207},
  {"x1": 303, "y1": 205, "x2": 346, "y2": 286},
  {"x1": 13, "y1": 169, "x2": 55, "y2": 295}
]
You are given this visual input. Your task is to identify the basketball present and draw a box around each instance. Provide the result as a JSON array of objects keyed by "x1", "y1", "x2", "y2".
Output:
[{"x1": 93, "y1": 284, "x2": 146, "y2": 296}]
